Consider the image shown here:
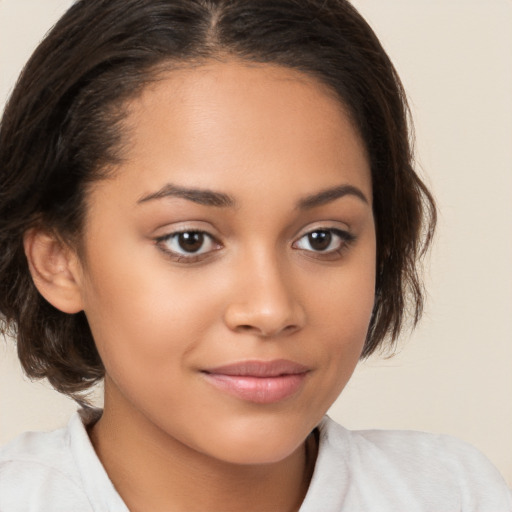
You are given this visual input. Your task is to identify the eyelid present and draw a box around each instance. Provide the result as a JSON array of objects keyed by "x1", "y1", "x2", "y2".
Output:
[
  {"x1": 154, "y1": 228, "x2": 222, "y2": 263},
  {"x1": 292, "y1": 226, "x2": 356, "y2": 257},
  {"x1": 151, "y1": 219, "x2": 220, "y2": 237},
  {"x1": 293, "y1": 221, "x2": 353, "y2": 243},
  {"x1": 294, "y1": 227, "x2": 354, "y2": 244}
]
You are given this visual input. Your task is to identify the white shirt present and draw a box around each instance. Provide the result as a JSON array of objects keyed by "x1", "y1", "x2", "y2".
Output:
[{"x1": 1, "y1": 408, "x2": 510, "y2": 511}]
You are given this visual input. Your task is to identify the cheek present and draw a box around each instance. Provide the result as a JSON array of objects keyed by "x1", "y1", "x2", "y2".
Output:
[
  {"x1": 309, "y1": 243, "x2": 376, "y2": 341},
  {"x1": 307, "y1": 241, "x2": 376, "y2": 376},
  {"x1": 80, "y1": 249, "x2": 228, "y2": 384}
]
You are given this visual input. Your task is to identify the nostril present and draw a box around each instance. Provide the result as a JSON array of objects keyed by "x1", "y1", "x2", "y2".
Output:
[
  {"x1": 235, "y1": 323, "x2": 299, "y2": 337},
  {"x1": 223, "y1": 296, "x2": 306, "y2": 337}
]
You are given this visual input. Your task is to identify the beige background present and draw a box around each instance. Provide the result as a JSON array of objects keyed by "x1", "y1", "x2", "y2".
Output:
[{"x1": 1, "y1": 0, "x2": 511, "y2": 486}]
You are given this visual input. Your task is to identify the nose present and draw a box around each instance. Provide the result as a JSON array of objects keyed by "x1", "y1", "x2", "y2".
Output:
[{"x1": 223, "y1": 254, "x2": 306, "y2": 338}]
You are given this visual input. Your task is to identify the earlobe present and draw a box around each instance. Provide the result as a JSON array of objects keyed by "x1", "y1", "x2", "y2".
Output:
[{"x1": 23, "y1": 229, "x2": 85, "y2": 314}]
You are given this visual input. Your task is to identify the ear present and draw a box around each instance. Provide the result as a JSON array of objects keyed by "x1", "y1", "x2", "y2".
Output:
[{"x1": 23, "y1": 228, "x2": 84, "y2": 314}]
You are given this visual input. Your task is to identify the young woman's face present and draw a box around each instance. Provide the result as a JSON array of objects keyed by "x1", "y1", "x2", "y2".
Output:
[{"x1": 77, "y1": 61, "x2": 376, "y2": 464}]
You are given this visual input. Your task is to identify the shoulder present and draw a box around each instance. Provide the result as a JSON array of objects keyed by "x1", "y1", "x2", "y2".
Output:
[
  {"x1": 303, "y1": 417, "x2": 512, "y2": 512},
  {"x1": 343, "y1": 421, "x2": 505, "y2": 482},
  {"x1": 0, "y1": 416, "x2": 93, "y2": 512}
]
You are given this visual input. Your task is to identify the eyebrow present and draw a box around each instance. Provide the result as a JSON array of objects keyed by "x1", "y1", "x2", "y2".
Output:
[
  {"x1": 137, "y1": 184, "x2": 237, "y2": 208},
  {"x1": 137, "y1": 182, "x2": 368, "y2": 209},
  {"x1": 297, "y1": 184, "x2": 369, "y2": 210}
]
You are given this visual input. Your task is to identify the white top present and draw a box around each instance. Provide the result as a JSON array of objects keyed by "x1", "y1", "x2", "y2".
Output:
[{"x1": 0, "y1": 409, "x2": 510, "y2": 511}]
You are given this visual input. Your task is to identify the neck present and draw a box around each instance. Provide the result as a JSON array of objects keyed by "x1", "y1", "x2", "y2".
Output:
[{"x1": 88, "y1": 385, "x2": 318, "y2": 512}]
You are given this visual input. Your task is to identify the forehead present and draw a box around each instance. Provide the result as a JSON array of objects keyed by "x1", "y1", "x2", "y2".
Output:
[{"x1": 97, "y1": 60, "x2": 371, "y2": 208}]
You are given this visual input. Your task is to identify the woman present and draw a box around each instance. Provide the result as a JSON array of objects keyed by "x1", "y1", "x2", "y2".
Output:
[{"x1": 0, "y1": 1, "x2": 510, "y2": 510}]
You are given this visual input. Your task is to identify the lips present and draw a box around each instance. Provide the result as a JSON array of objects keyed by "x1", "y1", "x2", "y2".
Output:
[{"x1": 201, "y1": 359, "x2": 310, "y2": 404}]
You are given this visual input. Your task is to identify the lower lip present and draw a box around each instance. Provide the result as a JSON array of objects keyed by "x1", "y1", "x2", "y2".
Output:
[{"x1": 202, "y1": 372, "x2": 308, "y2": 404}]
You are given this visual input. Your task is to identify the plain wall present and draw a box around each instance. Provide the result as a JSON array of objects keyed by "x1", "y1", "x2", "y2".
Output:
[{"x1": 1, "y1": 0, "x2": 511, "y2": 486}]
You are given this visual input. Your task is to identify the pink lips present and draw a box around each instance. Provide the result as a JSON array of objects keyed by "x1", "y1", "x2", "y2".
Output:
[{"x1": 202, "y1": 360, "x2": 310, "y2": 404}]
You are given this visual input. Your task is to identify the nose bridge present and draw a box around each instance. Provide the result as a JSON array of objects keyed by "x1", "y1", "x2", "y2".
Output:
[{"x1": 223, "y1": 243, "x2": 305, "y2": 337}]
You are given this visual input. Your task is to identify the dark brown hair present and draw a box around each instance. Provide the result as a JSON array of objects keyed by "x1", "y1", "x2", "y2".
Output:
[{"x1": 0, "y1": 0, "x2": 436, "y2": 403}]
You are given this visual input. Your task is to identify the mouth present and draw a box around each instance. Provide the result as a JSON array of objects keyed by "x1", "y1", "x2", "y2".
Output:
[{"x1": 201, "y1": 359, "x2": 310, "y2": 404}]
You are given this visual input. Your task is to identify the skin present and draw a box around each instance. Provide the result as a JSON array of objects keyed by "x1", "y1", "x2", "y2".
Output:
[{"x1": 32, "y1": 60, "x2": 376, "y2": 511}]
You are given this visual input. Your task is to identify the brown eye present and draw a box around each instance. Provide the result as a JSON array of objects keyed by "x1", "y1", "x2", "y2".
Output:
[
  {"x1": 293, "y1": 228, "x2": 355, "y2": 255},
  {"x1": 157, "y1": 230, "x2": 219, "y2": 259},
  {"x1": 177, "y1": 232, "x2": 205, "y2": 253},
  {"x1": 307, "y1": 231, "x2": 332, "y2": 251}
]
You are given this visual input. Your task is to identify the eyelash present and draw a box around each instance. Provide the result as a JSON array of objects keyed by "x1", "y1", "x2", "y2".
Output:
[
  {"x1": 292, "y1": 228, "x2": 356, "y2": 260},
  {"x1": 155, "y1": 228, "x2": 356, "y2": 264},
  {"x1": 155, "y1": 230, "x2": 221, "y2": 263}
]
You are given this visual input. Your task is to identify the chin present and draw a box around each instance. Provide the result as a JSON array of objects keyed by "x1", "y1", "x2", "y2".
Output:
[
  {"x1": 211, "y1": 439, "x2": 303, "y2": 466},
  {"x1": 194, "y1": 415, "x2": 312, "y2": 466}
]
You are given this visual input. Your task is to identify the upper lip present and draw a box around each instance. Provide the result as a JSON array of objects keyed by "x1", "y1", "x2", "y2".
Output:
[{"x1": 202, "y1": 359, "x2": 310, "y2": 377}]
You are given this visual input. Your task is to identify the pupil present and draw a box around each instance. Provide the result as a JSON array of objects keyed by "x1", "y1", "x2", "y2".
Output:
[
  {"x1": 309, "y1": 231, "x2": 331, "y2": 251},
  {"x1": 178, "y1": 232, "x2": 204, "y2": 252}
]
